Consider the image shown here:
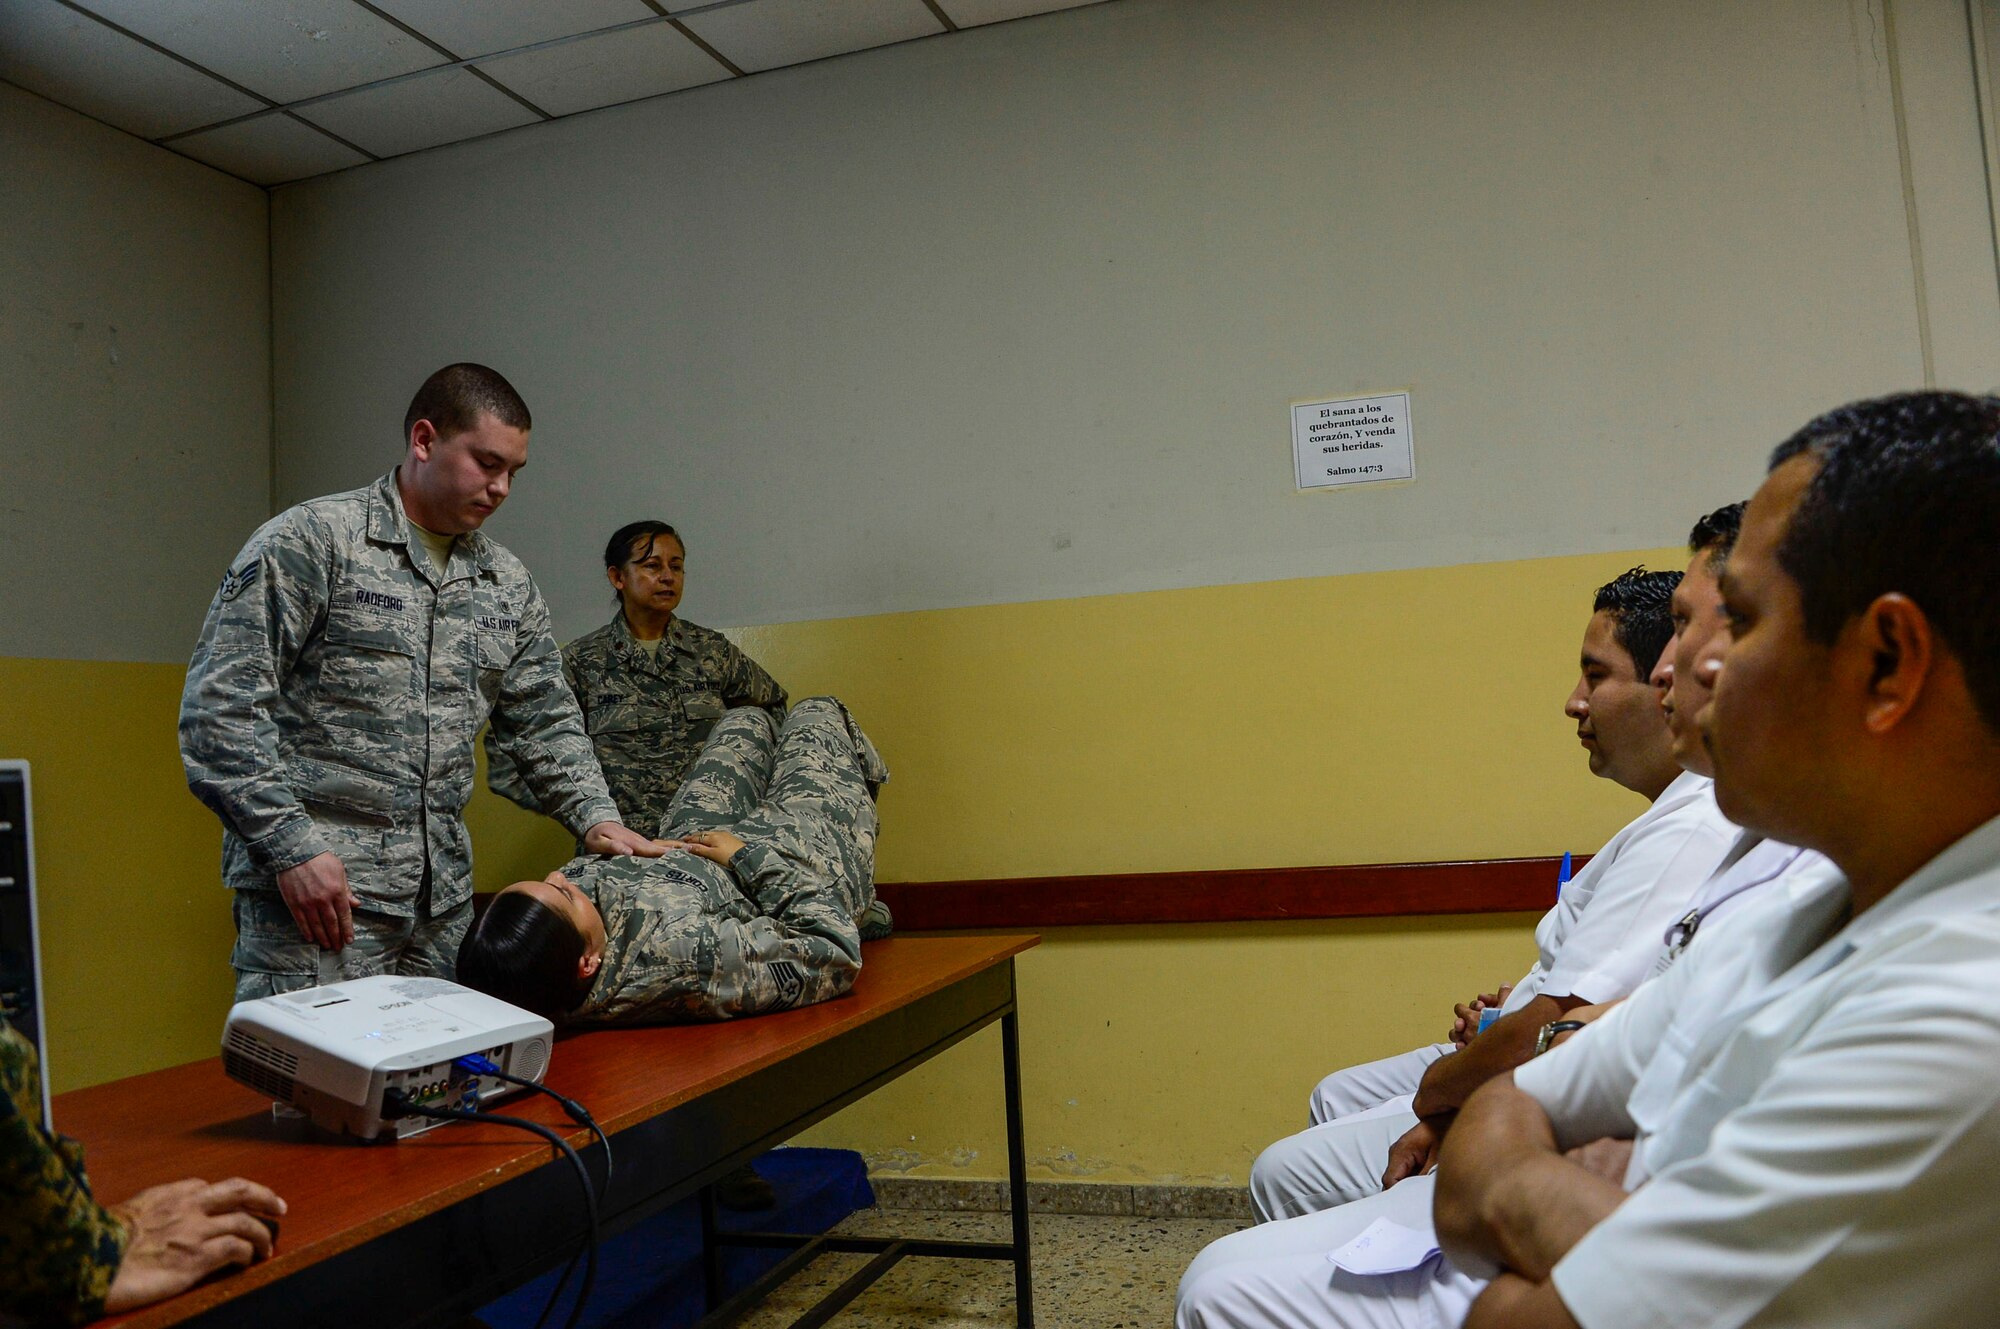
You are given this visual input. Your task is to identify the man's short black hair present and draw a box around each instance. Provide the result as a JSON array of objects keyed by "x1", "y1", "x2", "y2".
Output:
[
  {"x1": 1593, "y1": 566, "x2": 1681, "y2": 678},
  {"x1": 456, "y1": 893, "x2": 590, "y2": 1020},
  {"x1": 604, "y1": 520, "x2": 683, "y2": 570},
  {"x1": 1688, "y1": 502, "x2": 1746, "y2": 568},
  {"x1": 1769, "y1": 390, "x2": 2000, "y2": 734},
  {"x1": 403, "y1": 363, "x2": 531, "y2": 440}
]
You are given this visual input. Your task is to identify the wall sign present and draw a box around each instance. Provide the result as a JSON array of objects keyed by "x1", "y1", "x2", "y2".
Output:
[{"x1": 1292, "y1": 391, "x2": 1414, "y2": 491}]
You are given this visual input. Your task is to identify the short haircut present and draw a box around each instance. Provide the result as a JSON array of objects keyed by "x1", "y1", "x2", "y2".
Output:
[
  {"x1": 1688, "y1": 502, "x2": 1746, "y2": 567},
  {"x1": 403, "y1": 363, "x2": 532, "y2": 440},
  {"x1": 604, "y1": 520, "x2": 683, "y2": 570},
  {"x1": 1769, "y1": 390, "x2": 2000, "y2": 734},
  {"x1": 455, "y1": 892, "x2": 590, "y2": 1019},
  {"x1": 1593, "y1": 566, "x2": 1681, "y2": 678}
]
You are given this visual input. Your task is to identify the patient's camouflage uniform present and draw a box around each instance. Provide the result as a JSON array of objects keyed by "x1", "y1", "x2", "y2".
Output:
[
  {"x1": 1, "y1": 1018, "x2": 127, "y2": 1325},
  {"x1": 181, "y1": 471, "x2": 620, "y2": 1000},
  {"x1": 489, "y1": 612, "x2": 787, "y2": 836},
  {"x1": 561, "y1": 697, "x2": 889, "y2": 1025}
]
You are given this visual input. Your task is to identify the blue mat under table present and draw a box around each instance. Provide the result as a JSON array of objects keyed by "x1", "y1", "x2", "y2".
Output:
[{"x1": 478, "y1": 1146, "x2": 876, "y2": 1329}]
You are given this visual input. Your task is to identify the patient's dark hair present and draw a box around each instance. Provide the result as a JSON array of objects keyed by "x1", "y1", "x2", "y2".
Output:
[
  {"x1": 1592, "y1": 566, "x2": 1681, "y2": 679},
  {"x1": 1768, "y1": 390, "x2": 2000, "y2": 735},
  {"x1": 455, "y1": 893, "x2": 591, "y2": 1019}
]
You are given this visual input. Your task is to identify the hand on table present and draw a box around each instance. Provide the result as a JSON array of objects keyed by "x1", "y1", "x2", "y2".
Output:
[{"x1": 104, "y1": 1177, "x2": 287, "y2": 1313}]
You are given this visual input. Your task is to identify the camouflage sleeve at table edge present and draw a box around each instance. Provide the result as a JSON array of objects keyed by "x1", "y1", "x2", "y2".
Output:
[{"x1": 0, "y1": 1021, "x2": 128, "y2": 1326}]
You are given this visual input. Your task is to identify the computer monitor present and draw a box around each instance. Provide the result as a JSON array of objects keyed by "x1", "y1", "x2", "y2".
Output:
[{"x1": 0, "y1": 760, "x2": 50, "y2": 1130}]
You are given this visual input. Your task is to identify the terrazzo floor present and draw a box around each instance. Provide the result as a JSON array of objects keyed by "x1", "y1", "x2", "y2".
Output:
[{"x1": 734, "y1": 1207, "x2": 1248, "y2": 1329}]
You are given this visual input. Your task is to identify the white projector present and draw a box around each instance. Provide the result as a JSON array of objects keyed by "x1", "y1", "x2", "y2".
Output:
[{"x1": 222, "y1": 975, "x2": 554, "y2": 1140}]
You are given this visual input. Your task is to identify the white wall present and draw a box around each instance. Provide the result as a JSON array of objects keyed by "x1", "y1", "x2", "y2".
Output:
[
  {"x1": 0, "y1": 83, "x2": 271, "y2": 664},
  {"x1": 270, "y1": 0, "x2": 2000, "y2": 644}
]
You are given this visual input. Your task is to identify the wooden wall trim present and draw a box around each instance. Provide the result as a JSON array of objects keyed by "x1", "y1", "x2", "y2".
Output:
[{"x1": 874, "y1": 856, "x2": 1581, "y2": 931}]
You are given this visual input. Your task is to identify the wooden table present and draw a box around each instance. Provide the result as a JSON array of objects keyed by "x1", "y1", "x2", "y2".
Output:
[{"x1": 62, "y1": 934, "x2": 1041, "y2": 1329}]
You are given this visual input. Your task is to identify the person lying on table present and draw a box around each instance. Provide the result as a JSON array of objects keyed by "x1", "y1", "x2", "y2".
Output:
[{"x1": 457, "y1": 697, "x2": 888, "y2": 1024}]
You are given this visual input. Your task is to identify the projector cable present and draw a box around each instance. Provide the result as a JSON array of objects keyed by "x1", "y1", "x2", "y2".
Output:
[{"x1": 385, "y1": 1091, "x2": 600, "y2": 1329}]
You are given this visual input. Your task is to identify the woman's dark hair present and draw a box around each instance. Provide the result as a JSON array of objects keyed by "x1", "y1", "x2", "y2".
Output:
[
  {"x1": 455, "y1": 892, "x2": 591, "y2": 1019},
  {"x1": 604, "y1": 521, "x2": 683, "y2": 606},
  {"x1": 603, "y1": 521, "x2": 683, "y2": 570}
]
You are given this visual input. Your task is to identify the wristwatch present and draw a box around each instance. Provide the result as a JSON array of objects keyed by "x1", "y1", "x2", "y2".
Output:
[{"x1": 1534, "y1": 1020, "x2": 1587, "y2": 1056}]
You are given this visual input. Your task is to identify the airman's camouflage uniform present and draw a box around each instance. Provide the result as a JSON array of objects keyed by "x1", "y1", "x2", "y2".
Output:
[
  {"x1": 489, "y1": 611, "x2": 787, "y2": 835},
  {"x1": 181, "y1": 471, "x2": 620, "y2": 1000},
  {"x1": 1, "y1": 1018, "x2": 127, "y2": 1325},
  {"x1": 561, "y1": 697, "x2": 888, "y2": 1025}
]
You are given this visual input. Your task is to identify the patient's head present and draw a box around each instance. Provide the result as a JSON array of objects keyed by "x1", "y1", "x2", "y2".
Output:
[{"x1": 456, "y1": 873, "x2": 608, "y2": 1019}]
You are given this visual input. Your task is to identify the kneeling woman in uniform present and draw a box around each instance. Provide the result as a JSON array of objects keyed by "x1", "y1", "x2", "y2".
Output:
[{"x1": 459, "y1": 698, "x2": 887, "y2": 1024}]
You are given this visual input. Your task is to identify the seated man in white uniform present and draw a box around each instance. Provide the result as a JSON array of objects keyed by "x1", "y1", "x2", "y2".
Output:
[
  {"x1": 1179, "y1": 500, "x2": 1838, "y2": 1329},
  {"x1": 1249, "y1": 564, "x2": 1737, "y2": 1223},
  {"x1": 1429, "y1": 390, "x2": 2000, "y2": 1329},
  {"x1": 1186, "y1": 392, "x2": 2000, "y2": 1329}
]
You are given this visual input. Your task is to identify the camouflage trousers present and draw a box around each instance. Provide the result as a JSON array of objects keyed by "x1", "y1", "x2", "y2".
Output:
[
  {"x1": 661, "y1": 696, "x2": 886, "y2": 922},
  {"x1": 230, "y1": 882, "x2": 471, "y2": 1002},
  {"x1": 569, "y1": 698, "x2": 888, "y2": 1025}
]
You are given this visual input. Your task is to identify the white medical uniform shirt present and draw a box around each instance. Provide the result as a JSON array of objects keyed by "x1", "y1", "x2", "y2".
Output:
[
  {"x1": 1514, "y1": 813, "x2": 2000, "y2": 1329},
  {"x1": 1500, "y1": 772, "x2": 1735, "y2": 1014}
]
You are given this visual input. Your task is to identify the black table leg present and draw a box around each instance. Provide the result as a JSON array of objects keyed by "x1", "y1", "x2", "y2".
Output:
[
  {"x1": 700, "y1": 1182, "x2": 724, "y2": 1311},
  {"x1": 1002, "y1": 1007, "x2": 1035, "y2": 1329}
]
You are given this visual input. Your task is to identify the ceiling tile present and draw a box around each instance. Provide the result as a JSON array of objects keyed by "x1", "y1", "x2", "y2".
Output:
[
  {"x1": 677, "y1": 0, "x2": 942, "y2": 75},
  {"x1": 936, "y1": 0, "x2": 1105, "y2": 27},
  {"x1": 478, "y1": 21, "x2": 729, "y2": 117},
  {"x1": 0, "y1": 0, "x2": 264, "y2": 138},
  {"x1": 171, "y1": 110, "x2": 369, "y2": 185},
  {"x1": 67, "y1": 0, "x2": 440, "y2": 103},
  {"x1": 367, "y1": 0, "x2": 655, "y2": 59},
  {"x1": 294, "y1": 66, "x2": 540, "y2": 158}
]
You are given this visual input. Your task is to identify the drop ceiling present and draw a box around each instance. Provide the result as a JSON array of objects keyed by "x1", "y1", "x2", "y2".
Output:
[{"x1": 1, "y1": 0, "x2": 1111, "y2": 187}]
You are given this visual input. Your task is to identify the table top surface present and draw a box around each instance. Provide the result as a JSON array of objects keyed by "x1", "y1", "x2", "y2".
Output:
[{"x1": 62, "y1": 933, "x2": 1038, "y2": 1328}]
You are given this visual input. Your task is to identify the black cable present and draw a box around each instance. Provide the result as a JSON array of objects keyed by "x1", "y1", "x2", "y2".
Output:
[
  {"x1": 492, "y1": 1078, "x2": 610, "y2": 1329},
  {"x1": 388, "y1": 1095, "x2": 600, "y2": 1329},
  {"x1": 450, "y1": 1059, "x2": 613, "y2": 1329},
  {"x1": 485, "y1": 1067, "x2": 615, "y2": 1190}
]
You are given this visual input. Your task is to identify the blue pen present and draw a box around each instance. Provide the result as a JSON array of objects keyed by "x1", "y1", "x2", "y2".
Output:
[{"x1": 1557, "y1": 850, "x2": 1573, "y2": 898}]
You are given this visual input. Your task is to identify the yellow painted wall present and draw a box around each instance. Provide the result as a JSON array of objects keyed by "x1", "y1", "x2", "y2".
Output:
[
  {"x1": 464, "y1": 543, "x2": 1676, "y2": 1181},
  {"x1": 0, "y1": 658, "x2": 238, "y2": 1093},
  {"x1": 7, "y1": 543, "x2": 1672, "y2": 1179}
]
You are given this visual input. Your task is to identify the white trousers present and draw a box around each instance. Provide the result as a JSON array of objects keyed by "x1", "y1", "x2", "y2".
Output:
[
  {"x1": 1250, "y1": 1095, "x2": 1421, "y2": 1221},
  {"x1": 1307, "y1": 1044, "x2": 1453, "y2": 1123},
  {"x1": 1179, "y1": 1175, "x2": 1487, "y2": 1329},
  {"x1": 1248, "y1": 1044, "x2": 1451, "y2": 1223}
]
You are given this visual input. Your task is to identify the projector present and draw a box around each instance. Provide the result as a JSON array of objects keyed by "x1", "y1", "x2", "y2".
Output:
[{"x1": 222, "y1": 975, "x2": 554, "y2": 1140}]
